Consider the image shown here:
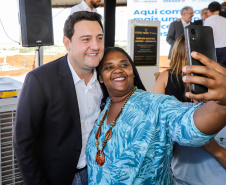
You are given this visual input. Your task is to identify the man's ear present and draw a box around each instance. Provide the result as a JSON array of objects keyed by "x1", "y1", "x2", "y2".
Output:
[
  {"x1": 99, "y1": 75, "x2": 104, "y2": 83},
  {"x1": 63, "y1": 36, "x2": 70, "y2": 51},
  {"x1": 208, "y1": 9, "x2": 211, "y2": 16}
]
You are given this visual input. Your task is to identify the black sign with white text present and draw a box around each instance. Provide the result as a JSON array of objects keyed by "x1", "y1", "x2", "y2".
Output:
[{"x1": 133, "y1": 26, "x2": 157, "y2": 66}]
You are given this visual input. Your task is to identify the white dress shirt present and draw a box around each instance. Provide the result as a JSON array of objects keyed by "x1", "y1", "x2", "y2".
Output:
[
  {"x1": 204, "y1": 14, "x2": 226, "y2": 48},
  {"x1": 70, "y1": 0, "x2": 97, "y2": 15},
  {"x1": 181, "y1": 18, "x2": 190, "y2": 28},
  {"x1": 67, "y1": 56, "x2": 103, "y2": 169}
]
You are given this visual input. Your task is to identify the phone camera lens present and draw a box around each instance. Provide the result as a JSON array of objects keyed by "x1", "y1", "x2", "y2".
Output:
[
  {"x1": 191, "y1": 28, "x2": 196, "y2": 35},
  {"x1": 189, "y1": 27, "x2": 198, "y2": 41}
]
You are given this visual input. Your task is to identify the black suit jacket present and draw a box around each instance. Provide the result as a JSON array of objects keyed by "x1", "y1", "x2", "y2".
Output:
[
  {"x1": 13, "y1": 55, "x2": 103, "y2": 185},
  {"x1": 166, "y1": 20, "x2": 184, "y2": 59}
]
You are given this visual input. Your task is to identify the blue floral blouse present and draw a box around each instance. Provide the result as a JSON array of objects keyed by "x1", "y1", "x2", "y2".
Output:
[{"x1": 86, "y1": 88, "x2": 214, "y2": 185}]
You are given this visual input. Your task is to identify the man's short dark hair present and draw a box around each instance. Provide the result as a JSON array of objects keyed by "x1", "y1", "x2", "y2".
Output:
[
  {"x1": 208, "y1": 1, "x2": 221, "y2": 13},
  {"x1": 64, "y1": 11, "x2": 103, "y2": 40}
]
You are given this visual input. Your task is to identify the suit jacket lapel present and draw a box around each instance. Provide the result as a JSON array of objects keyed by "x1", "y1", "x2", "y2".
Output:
[
  {"x1": 58, "y1": 55, "x2": 82, "y2": 143},
  {"x1": 179, "y1": 21, "x2": 184, "y2": 33}
]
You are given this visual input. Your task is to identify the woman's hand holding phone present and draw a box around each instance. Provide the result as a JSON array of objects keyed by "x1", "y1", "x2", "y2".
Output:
[
  {"x1": 182, "y1": 51, "x2": 226, "y2": 106},
  {"x1": 185, "y1": 25, "x2": 217, "y2": 94}
]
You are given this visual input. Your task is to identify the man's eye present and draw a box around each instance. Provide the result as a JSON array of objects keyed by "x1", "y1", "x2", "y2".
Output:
[
  {"x1": 98, "y1": 36, "x2": 103, "y2": 41},
  {"x1": 82, "y1": 38, "x2": 89, "y2": 42}
]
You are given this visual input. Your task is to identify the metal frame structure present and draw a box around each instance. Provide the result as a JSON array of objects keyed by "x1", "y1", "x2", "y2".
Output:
[{"x1": 0, "y1": 77, "x2": 24, "y2": 185}]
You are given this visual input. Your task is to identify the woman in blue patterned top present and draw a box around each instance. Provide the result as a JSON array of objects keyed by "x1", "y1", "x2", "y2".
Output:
[{"x1": 86, "y1": 47, "x2": 226, "y2": 185}]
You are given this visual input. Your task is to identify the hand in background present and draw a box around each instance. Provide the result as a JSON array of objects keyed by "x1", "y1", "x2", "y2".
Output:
[{"x1": 202, "y1": 139, "x2": 226, "y2": 168}]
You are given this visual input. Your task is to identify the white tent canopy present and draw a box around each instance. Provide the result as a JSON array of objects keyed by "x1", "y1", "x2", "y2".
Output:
[{"x1": 51, "y1": 0, "x2": 127, "y2": 7}]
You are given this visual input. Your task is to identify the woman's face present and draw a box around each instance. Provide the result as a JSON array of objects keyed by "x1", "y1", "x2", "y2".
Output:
[{"x1": 99, "y1": 50, "x2": 135, "y2": 97}]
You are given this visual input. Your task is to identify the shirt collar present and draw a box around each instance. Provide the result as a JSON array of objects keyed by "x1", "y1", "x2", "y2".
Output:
[
  {"x1": 181, "y1": 18, "x2": 190, "y2": 28},
  {"x1": 81, "y1": 0, "x2": 97, "y2": 12},
  {"x1": 67, "y1": 55, "x2": 98, "y2": 85}
]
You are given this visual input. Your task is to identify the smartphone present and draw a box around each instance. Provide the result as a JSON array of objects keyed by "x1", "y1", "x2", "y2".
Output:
[{"x1": 184, "y1": 25, "x2": 217, "y2": 94}]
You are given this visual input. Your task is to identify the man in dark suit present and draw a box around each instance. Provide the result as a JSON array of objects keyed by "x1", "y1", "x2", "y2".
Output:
[
  {"x1": 194, "y1": 8, "x2": 209, "y2": 25},
  {"x1": 13, "y1": 11, "x2": 106, "y2": 185},
  {"x1": 166, "y1": 6, "x2": 194, "y2": 59}
]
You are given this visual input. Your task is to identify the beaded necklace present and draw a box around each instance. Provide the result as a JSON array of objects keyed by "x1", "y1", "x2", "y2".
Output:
[{"x1": 95, "y1": 87, "x2": 136, "y2": 166}]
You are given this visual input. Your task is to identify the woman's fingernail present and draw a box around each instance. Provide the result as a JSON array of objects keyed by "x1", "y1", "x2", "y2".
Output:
[
  {"x1": 182, "y1": 76, "x2": 187, "y2": 82},
  {"x1": 191, "y1": 51, "x2": 197, "y2": 57},
  {"x1": 182, "y1": 66, "x2": 187, "y2": 72},
  {"x1": 185, "y1": 92, "x2": 189, "y2": 98}
]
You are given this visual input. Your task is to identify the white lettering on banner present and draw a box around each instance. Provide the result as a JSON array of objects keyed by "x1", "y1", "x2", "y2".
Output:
[{"x1": 128, "y1": 0, "x2": 223, "y2": 55}]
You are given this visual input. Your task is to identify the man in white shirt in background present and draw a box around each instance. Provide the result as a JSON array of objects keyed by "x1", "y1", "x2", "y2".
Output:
[
  {"x1": 204, "y1": 1, "x2": 226, "y2": 68},
  {"x1": 70, "y1": 0, "x2": 101, "y2": 15}
]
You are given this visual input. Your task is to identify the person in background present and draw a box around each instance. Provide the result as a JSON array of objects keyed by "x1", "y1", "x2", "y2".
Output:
[
  {"x1": 13, "y1": 11, "x2": 106, "y2": 185},
  {"x1": 204, "y1": 1, "x2": 226, "y2": 68},
  {"x1": 219, "y1": 2, "x2": 226, "y2": 18},
  {"x1": 166, "y1": 6, "x2": 194, "y2": 59},
  {"x1": 70, "y1": 0, "x2": 101, "y2": 15},
  {"x1": 153, "y1": 35, "x2": 226, "y2": 185},
  {"x1": 86, "y1": 46, "x2": 226, "y2": 184},
  {"x1": 194, "y1": 8, "x2": 209, "y2": 25},
  {"x1": 153, "y1": 35, "x2": 191, "y2": 102},
  {"x1": 171, "y1": 127, "x2": 226, "y2": 185}
]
